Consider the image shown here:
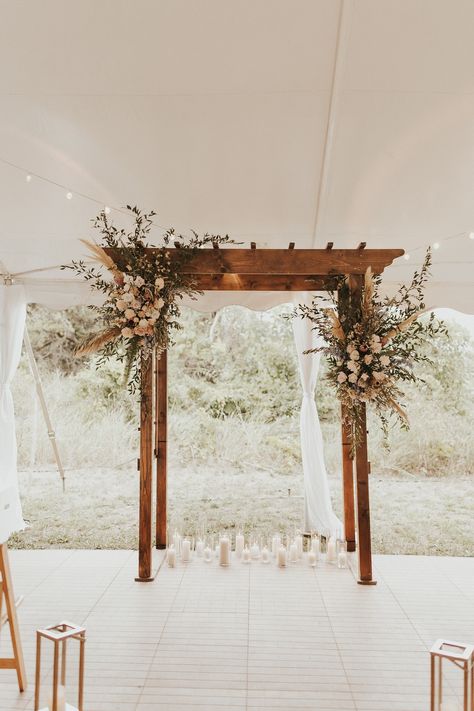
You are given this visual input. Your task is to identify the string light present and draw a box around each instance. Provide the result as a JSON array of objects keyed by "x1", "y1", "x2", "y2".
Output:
[
  {"x1": 403, "y1": 253, "x2": 410, "y2": 260},
  {"x1": 66, "y1": 191, "x2": 73, "y2": 200},
  {"x1": 104, "y1": 206, "x2": 111, "y2": 215},
  {"x1": 469, "y1": 232, "x2": 474, "y2": 241},
  {"x1": 432, "y1": 242, "x2": 440, "y2": 250},
  {"x1": 26, "y1": 174, "x2": 32, "y2": 183}
]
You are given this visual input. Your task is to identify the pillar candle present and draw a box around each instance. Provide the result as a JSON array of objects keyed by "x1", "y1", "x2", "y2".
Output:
[
  {"x1": 219, "y1": 536, "x2": 231, "y2": 566},
  {"x1": 289, "y1": 542, "x2": 297, "y2": 563},
  {"x1": 242, "y1": 547, "x2": 251, "y2": 563},
  {"x1": 250, "y1": 543, "x2": 260, "y2": 559},
  {"x1": 312, "y1": 537, "x2": 320, "y2": 559},
  {"x1": 295, "y1": 535, "x2": 303, "y2": 559},
  {"x1": 167, "y1": 546, "x2": 176, "y2": 568},
  {"x1": 308, "y1": 550, "x2": 317, "y2": 567},
  {"x1": 235, "y1": 532, "x2": 245, "y2": 558},
  {"x1": 261, "y1": 546, "x2": 270, "y2": 563},
  {"x1": 278, "y1": 545, "x2": 287, "y2": 567},
  {"x1": 195, "y1": 539, "x2": 204, "y2": 557},
  {"x1": 326, "y1": 537, "x2": 336, "y2": 563},
  {"x1": 47, "y1": 684, "x2": 66, "y2": 711},
  {"x1": 173, "y1": 531, "x2": 181, "y2": 556},
  {"x1": 181, "y1": 539, "x2": 191, "y2": 563},
  {"x1": 271, "y1": 534, "x2": 281, "y2": 557},
  {"x1": 203, "y1": 546, "x2": 212, "y2": 562}
]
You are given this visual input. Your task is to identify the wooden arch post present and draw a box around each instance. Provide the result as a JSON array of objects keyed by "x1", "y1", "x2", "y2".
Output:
[{"x1": 129, "y1": 245, "x2": 404, "y2": 583}]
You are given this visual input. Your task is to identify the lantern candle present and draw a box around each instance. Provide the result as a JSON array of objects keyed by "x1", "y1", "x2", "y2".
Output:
[
  {"x1": 289, "y1": 542, "x2": 297, "y2": 563},
  {"x1": 278, "y1": 546, "x2": 287, "y2": 567},
  {"x1": 181, "y1": 539, "x2": 191, "y2": 563},
  {"x1": 308, "y1": 550, "x2": 317, "y2": 567},
  {"x1": 203, "y1": 546, "x2": 212, "y2": 562},
  {"x1": 242, "y1": 547, "x2": 251, "y2": 563},
  {"x1": 167, "y1": 546, "x2": 176, "y2": 568},
  {"x1": 195, "y1": 539, "x2": 204, "y2": 557},
  {"x1": 261, "y1": 546, "x2": 270, "y2": 563},
  {"x1": 235, "y1": 532, "x2": 245, "y2": 558},
  {"x1": 47, "y1": 684, "x2": 66, "y2": 711},
  {"x1": 312, "y1": 536, "x2": 321, "y2": 560},
  {"x1": 219, "y1": 536, "x2": 231, "y2": 566}
]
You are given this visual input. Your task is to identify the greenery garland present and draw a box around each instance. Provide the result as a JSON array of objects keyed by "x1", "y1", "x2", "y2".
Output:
[
  {"x1": 293, "y1": 249, "x2": 446, "y2": 446},
  {"x1": 63, "y1": 206, "x2": 234, "y2": 391}
]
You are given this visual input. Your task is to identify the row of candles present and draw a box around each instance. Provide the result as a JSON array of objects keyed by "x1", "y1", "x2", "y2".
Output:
[{"x1": 166, "y1": 531, "x2": 349, "y2": 569}]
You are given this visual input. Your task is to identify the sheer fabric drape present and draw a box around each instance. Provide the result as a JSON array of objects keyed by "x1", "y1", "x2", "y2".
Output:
[
  {"x1": 0, "y1": 285, "x2": 26, "y2": 542},
  {"x1": 292, "y1": 298, "x2": 342, "y2": 537}
]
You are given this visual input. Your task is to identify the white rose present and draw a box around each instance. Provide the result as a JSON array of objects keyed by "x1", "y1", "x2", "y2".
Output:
[
  {"x1": 358, "y1": 378, "x2": 367, "y2": 388},
  {"x1": 337, "y1": 372, "x2": 347, "y2": 383},
  {"x1": 135, "y1": 276, "x2": 145, "y2": 287},
  {"x1": 371, "y1": 334, "x2": 380, "y2": 342},
  {"x1": 364, "y1": 354, "x2": 373, "y2": 365},
  {"x1": 138, "y1": 318, "x2": 148, "y2": 328},
  {"x1": 361, "y1": 373, "x2": 369, "y2": 381},
  {"x1": 123, "y1": 292, "x2": 133, "y2": 303},
  {"x1": 155, "y1": 298, "x2": 164, "y2": 309},
  {"x1": 124, "y1": 308, "x2": 135, "y2": 320},
  {"x1": 350, "y1": 350, "x2": 360, "y2": 360},
  {"x1": 155, "y1": 277, "x2": 165, "y2": 289},
  {"x1": 372, "y1": 371, "x2": 386, "y2": 382},
  {"x1": 131, "y1": 299, "x2": 141, "y2": 309},
  {"x1": 380, "y1": 355, "x2": 390, "y2": 366},
  {"x1": 348, "y1": 373, "x2": 358, "y2": 383},
  {"x1": 116, "y1": 299, "x2": 127, "y2": 311},
  {"x1": 121, "y1": 327, "x2": 133, "y2": 338},
  {"x1": 347, "y1": 360, "x2": 359, "y2": 373},
  {"x1": 346, "y1": 343, "x2": 355, "y2": 354},
  {"x1": 373, "y1": 341, "x2": 382, "y2": 353}
]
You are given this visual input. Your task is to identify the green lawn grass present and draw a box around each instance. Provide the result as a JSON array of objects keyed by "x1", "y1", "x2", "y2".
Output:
[{"x1": 10, "y1": 466, "x2": 474, "y2": 556}]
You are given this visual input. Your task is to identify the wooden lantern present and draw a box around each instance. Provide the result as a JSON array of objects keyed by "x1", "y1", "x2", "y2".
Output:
[
  {"x1": 34, "y1": 621, "x2": 86, "y2": 711},
  {"x1": 430, "y1": 639, "x2": 474, "y2": 711}
]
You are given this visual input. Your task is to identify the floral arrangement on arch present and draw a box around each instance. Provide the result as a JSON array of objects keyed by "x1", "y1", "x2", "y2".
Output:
[
  {"x1": 64, "y1": 206, "x2": 233, "y2": 391},
  {"x1": 293, "y1": 249, "x2": 446, "y2": 445}
]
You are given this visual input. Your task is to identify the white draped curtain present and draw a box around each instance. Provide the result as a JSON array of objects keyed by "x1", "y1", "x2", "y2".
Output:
[
  {"x1": 292, "y1": 297, "x2": 342, "y2": 537},
  {"x1": 0, "y1": 285, "x2": 26, "y2": 543}
]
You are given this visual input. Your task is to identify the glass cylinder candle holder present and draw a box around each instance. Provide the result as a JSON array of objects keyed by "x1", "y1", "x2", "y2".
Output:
[
  {"x1": 336, "y1": 540, "x2": 348, "y2": 569},
  {"x1": 430, "y1": 639, "x2": 474, "y2": 711},
  {"x1": 34, "y1": 621, "x2": 86, "y2": 711}
]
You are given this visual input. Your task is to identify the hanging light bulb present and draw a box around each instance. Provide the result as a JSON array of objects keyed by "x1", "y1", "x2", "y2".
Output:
[
  {"x1": 432, "y1": 242, "x2": 440, "y2": 250},
  {"x1": 66, "y1": 191, "x2": 73, "y2": 200},
  {"x1": 403, "y1": 253, "x2": 410, "y2": 260},
  {"x1": 26, "y1": 174, "x2": 32, "y2": 183},
  {"x1": 104, "y1": 206, "x2": 111, "y2": 215},
  {"x1": 469, "y1": 232, "x2": 474, "y2": 241}
]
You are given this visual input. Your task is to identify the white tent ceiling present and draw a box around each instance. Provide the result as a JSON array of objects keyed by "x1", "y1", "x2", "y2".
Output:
[{"x1": 0, "y1": 0, "x2": 473, "y2": 311}]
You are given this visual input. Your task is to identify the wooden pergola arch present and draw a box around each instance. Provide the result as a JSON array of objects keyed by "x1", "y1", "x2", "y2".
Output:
[{"x1": 134, "y1": 244, "x2": 404, "y2": 584}]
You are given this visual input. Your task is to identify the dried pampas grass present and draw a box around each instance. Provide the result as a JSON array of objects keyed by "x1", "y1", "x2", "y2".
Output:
[
  {"x1": 80, "y1": 239, "x2": 122, "y2": 280},
  {"x1": 76, "y1": 327, "x2": 121, "y2": 356},
  {"x1": 325, "y1": 308, "x2": 344, "y2": 341},
  {"x1": 383, "y1": 309, "x2": 427, "y2": 343}
]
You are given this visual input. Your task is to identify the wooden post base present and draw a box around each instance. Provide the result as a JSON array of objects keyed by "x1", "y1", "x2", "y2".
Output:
[
  {"x1": 0, "y1": 544, "x2": 27, "y2": 691},
  {"x1": 357, "y1": 579, "x2": 377, "y2": 586},
  {"x1": 134, "y1": 576, "x2": 155, "y2": 583}
]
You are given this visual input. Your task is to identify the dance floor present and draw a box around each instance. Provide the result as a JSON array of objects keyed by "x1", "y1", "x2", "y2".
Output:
[{"x1": 0, "y1": 549, "x2": 473, "y2": 710}]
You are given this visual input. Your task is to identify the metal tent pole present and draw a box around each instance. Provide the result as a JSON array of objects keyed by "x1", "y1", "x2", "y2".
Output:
[{"x1": 23, "y1": 328, "x2": 66, "y2": 491}]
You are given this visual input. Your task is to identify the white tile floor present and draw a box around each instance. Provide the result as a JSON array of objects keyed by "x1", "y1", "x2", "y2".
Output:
[{"x1": 0, "y1": 550, "x2": 473, "y2": 710}]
